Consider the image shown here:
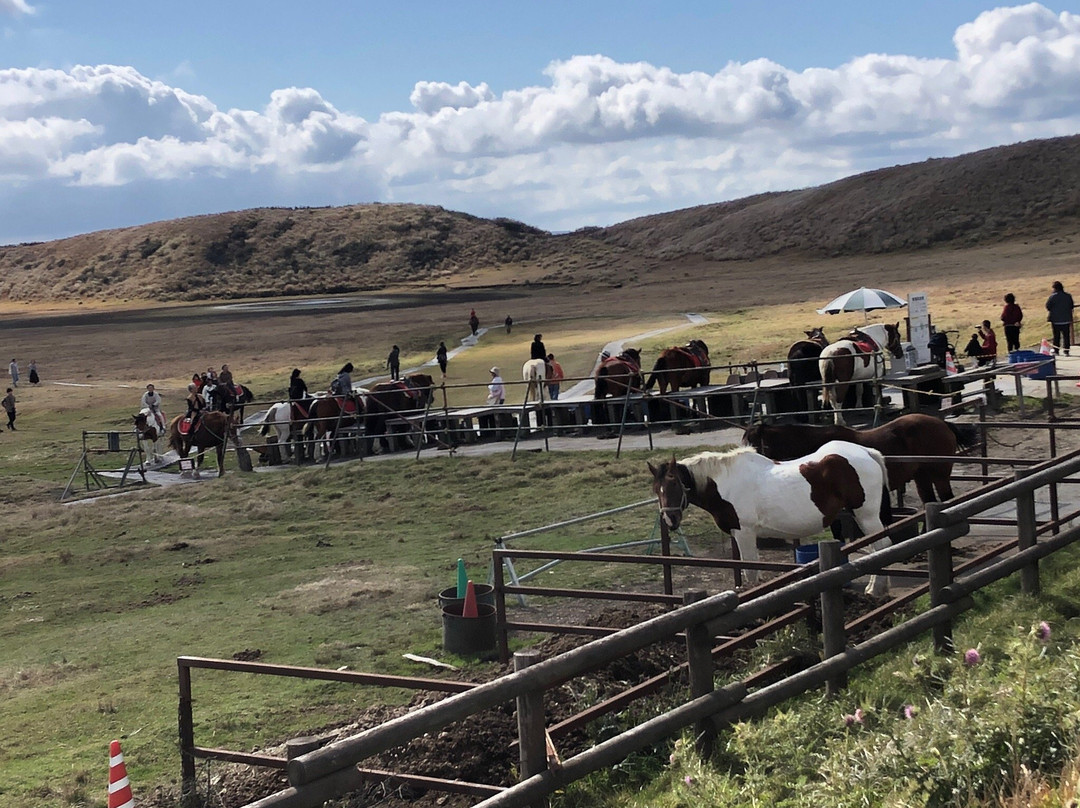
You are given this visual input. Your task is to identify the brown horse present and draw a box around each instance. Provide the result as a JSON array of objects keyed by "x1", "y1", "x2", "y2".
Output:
[
  {"x1": 304, "y1": 394, "x2": 364, "y2": 460},
  {"x1": 364, "y1": 373, "x2": 435, "y2": 454},
  {"x1": 166, "y1": 411, "x2": 237, "y2": 477},
  {"x1": 644, "y1": 340, "x2": 710, "y2": 394},
  {"x1": 787, "y1": 328, "x2": 829, "y2": 387},
  {"x1": 818, "y1": 322, "x2": 904, "y2": 424},
  {"x1": 594, "y1": 348, "x2": 644, "y2": 400},
  {"x1": 743, "y1": 413, "x2": 979, "y2": 502}
]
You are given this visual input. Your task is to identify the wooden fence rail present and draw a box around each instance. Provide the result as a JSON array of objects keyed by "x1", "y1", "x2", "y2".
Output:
[{"x1": 185, "y1": 447, "x2": 1080, "y2": 808}]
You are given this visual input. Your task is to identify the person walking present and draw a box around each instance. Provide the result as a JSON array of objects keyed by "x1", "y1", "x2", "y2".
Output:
[
  {"x1": 436, "y1": 341, "x2": 449, "y2": 376},
  {"x1": 386, "y1": 345, "x2": 401, "y2": 380},
  {"x1": 468, "y1": 310, "x2": 480, "y2": 337},
  {"x1": 1000, "y1": 293, "x2": 1023, "y2": 354},
  {"x1": 27, "y1": 360, "x2": 39, "y2": 385},
  {"x1": 1046, "y1": 281, "x2": 1076, "y2": 356},
  {"x1": 8, "y1": 359, "x2": 18, "y2": 387},
  {"x1": 546, "y1": 353, "x2": 564, "y2": 400},
  {"x1": 504, "y1": 315, "x2": 513, "y2": 334},
  {"x1": 486, "y1": 367, "x2": 505, "y2": 405},
  {"x1": 2, "y1": 387, "x2": 15, "y2": 430},
  {"x1": 530, "y1": 334, "x2": 547, "y2": 361},
  {"x1": 140, "y1": 383, "x2": 167, "y2": 432}
]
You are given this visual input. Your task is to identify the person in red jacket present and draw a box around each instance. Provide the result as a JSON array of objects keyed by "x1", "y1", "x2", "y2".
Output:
[
  {"x1": 1000, "y1": 293, "x2": 1023, "y2": 353},
  {"x1": 977, "y1": 320, "x2": 998, "y2": 366}
]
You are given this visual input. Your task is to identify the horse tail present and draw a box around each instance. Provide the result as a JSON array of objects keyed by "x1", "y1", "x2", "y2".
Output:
[
  {"x1": 820, "y1": 355, "x2": 837, "y2": 408},
  {"x1": 167, "y1": 424, "x2": 182, "y2": 453},
  {"x1": 259, "y1": 405, "x2": 274, "y2": 437},
  {"x1": 594, "y1": 367, "x2": 607, "y2": 399},
  {"x1": 946, "y1": 421, "x2": 980, "y2": 452},
  {"x1": 644, "y1": 355, "x2": 666, "y2": 391}
]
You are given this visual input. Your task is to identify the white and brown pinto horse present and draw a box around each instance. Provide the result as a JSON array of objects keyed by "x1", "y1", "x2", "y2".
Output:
[
  {"x1": 649, "y1": 441, "x2": 892, "y2": 595},
  {"x1": 133, "y1": 409, "x2": 165, "y2": 466},
  {"x1": 522, "y1": 358, "x2": 547, "y2": 402},
  {"x1": 818, "y1": 323, "x2": 904, "y2": 424}
]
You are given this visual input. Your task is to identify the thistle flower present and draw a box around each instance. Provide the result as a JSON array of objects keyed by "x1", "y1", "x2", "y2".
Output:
[
  {"x1": 1034, "y1": 621, "x2": 1051, "y2": 642},
  {"x1": 903, "y1": 704, "x2": 916, "y2": 720},
  {"x1": 964, "y1": 648, "x2": 981, "y2": 667},
  {"x1": 684, "y1": 775, "x2": 694, "y2": 786},
  {"x1": 844, "y1": 708, "x2": 864, "y2": 726}
]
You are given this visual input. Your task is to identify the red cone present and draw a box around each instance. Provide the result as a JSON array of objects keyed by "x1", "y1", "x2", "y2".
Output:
[
  {"x1": 462, "y1": 580, "x2": 478, "y2": 618},
  {"x1": 108, "y1": 739, "x2": 135, "y2": 808}
]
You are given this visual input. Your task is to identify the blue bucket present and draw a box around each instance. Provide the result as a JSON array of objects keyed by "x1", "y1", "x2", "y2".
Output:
[
  {"x1": 1009, "y1": 350, "x2": 1056, "y2": 380},
  {"x1": 794, "y1": 544, "x2": 819, "y2": 564}
]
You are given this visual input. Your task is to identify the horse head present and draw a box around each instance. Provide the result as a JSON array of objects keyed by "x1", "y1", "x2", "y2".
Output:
[
  {"x1": 804, "y1": 327, "x2": 829, "y2": 347},
  {"x1": 883, "y1": 322, "x2": 904, "y2": 358},
  {"x1": 648, "y1": 453, "x2": 688, "y2": 529}
]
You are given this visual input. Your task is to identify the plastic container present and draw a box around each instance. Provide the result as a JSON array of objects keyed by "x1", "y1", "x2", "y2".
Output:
[
  {"x1": 1009, "y1": 350, "x2": 1056, "y2": 380},
  {"x1": 794, "y1": 544, "x2": 820, "y2": 564},
  {"x1": 438, "y1": 584, "x2": 495, "y2": 610},
  {"x1": 441, "y1": 602, "x2": 497, "y2": 655}
]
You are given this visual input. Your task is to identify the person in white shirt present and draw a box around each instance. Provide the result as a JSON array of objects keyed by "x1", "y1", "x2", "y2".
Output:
[
  {"x1": 140, "y1": 383, "x2": 166, "y2": 432},
  {"x1": 486, "y1": 367, "x2": 505, "y2": 405}
]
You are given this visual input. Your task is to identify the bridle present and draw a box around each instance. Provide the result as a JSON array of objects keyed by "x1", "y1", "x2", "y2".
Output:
[{"x1": 656, "y1": 464, "x2": 689, "y2": 527}]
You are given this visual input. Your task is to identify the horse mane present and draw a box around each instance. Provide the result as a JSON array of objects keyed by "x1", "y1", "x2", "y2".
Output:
[{"x1": 678, "y1": 446, "x2": 766, "y2": 488}]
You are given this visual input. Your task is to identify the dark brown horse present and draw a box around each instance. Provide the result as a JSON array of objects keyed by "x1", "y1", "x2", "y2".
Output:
[
  {"x1": 594, "y1": 348, "x2": 644, "y2": 400},
  {"x1": 364, "y1": 373, "x2": 435, "y2": 454},
  {"x1": 304, "y1": 394, "x2": 364, "y2": 460},
  {"x1": 166, "y1": 411, "x2": 237, "y2": 477},
  {"x1": 644, "y1": 340, "x2": 710, "y2": 394},
  {"x1": 743, "y1": 413, "x2": 979, "y2": 502},
  {"x1": 787, "y1": 328, "x2": 829, "y2": 387}
]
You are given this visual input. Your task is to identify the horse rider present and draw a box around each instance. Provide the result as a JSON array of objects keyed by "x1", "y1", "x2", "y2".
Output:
[
  {"x1": 331, "y1": 362, "x2": 354, "y2": 397},
  {"x1": 530, "y1": 334, "x2": 547, "y2": 361},
  {"x1": 140, "y1": 383, "x2": 167, "y2": 432},
  {"x1": 288, "y1": 368, "x2": 313, "y2": 417},
  {"x1": 183, "y1": 383, "x2": 206, "y2": 431},
  {"x1": 217, "y1": 363, "x2": 237, "y2": 411}
]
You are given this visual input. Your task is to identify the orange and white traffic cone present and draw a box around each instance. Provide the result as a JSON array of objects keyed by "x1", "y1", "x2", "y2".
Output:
[
  {"x1": 1040, "y1": 338, "x2": 1054, "y2": 356},
  {"x1": 462, "y1": 580, "x2": 478, "y2": 618},
  {"x1": 945, "y1": 351, "x2": 958, "y2": 375},
  {"x1": 108, "y1": 739, "x2": 135, "y2": 808}
]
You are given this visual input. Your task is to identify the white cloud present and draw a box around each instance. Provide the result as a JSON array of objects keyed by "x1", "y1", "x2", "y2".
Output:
[
  {"x1": 2, "y1": 3, "x2": 1080, "y2": 242},
  {"x1": 0, "y1": 0, "x2": 34, "y2": 16}
]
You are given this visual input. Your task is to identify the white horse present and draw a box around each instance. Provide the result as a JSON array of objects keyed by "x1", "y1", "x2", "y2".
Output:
[
  {"x1": 133, "y1": 409, "x2": 165, "y2": 466},
  {"x1": 522, "y1": 358, "x2": 547, "y2": 402},
  {"x1": 252, "y1": 402, "x2": 294, "y2": 464},
  {"x1": 649, "y1": 441, "x2": 892, "y2": 596},
  {"x1": 818, "y1": 322, "x2": 904, "y2": 425}
]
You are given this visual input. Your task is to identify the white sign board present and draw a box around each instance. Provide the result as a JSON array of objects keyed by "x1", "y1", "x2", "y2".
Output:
[{"x1": 908, "y1": 292, "x2": 931, "y2": 364}]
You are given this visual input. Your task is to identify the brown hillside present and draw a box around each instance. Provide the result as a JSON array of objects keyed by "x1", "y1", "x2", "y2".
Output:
[
  {"x1": 587, "y1": 135, "x2": 1080, "y2": 258},
  {"x1": 1, "y1": 134, "x2": 1080, "y2": 303}
]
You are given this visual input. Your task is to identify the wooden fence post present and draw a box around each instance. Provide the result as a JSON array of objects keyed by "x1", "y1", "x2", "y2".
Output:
[
  {"x1": 818, "y1": 540, "x2": 847, "y2": 696},
  {"x1": 178, "y1": 660, "x2": 198, "y2": 808},
  {"x1": 1015, "y1": 468, "x2": 1040, "y2": 595},
  {"x1": 514, "y1": 650, "x2": 547, "y2": 800},
  {"x1": 925, "y1": 503, "x2": 954, "y2": 654},
  {"x1": 683, "y1": 591, "x2": 715, "y2": 756}
]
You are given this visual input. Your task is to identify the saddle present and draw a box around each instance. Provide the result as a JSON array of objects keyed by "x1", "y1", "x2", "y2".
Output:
[
  {"x1": 847, "y1": 336, "x2": 878, "y2": 368},
  {"x1": 337, "y1": 395, "x2": 360, "y2": 415},
  {"x1": 674, "y1": 345, "x2": 706, "y2": 367},
  {"x1": 179, "y1": 415, "x2": 198, "y2": 435}
]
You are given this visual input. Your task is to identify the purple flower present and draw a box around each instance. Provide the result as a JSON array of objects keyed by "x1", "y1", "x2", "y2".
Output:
[
  {"x1": 844, "y1": 709, "x2": 864, "y2": 726},
  {"x1": 964, "y1": 648, "x2": 981, "y2": 667},
  {"x1": 683, "y1": 775, "x2": 694, "y2": 786},
  {"x1": 1035, "y1": 621, "x2": 1051, "y2": 642},
  {"x1": 903, "y1": 704, "x2": 916, "y2": 720}
]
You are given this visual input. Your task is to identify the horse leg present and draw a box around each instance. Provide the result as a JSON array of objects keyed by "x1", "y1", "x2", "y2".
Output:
[
  {"x1": 932, "y1": 466, "x2": 955, "y2": 502},
  {"x1": 852, "y1": 501, "x2": 890, "y2": 596},
  {"x1": 830, "y1": 382, "x2": 849, "y2": 425},
  {"x1": 914, "y1": 471, "x2": 940, "y2": 503},
  {"x1": 731, "y1": 529, "x2": 761, "y2": 587},
  {"x1": 216, "y1": 442, "x2": 226, "y2": 476}
]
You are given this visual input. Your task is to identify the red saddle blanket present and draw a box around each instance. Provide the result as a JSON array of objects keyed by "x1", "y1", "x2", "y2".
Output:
[
  {"x1": 179, "y1": 417, "x2": 194, "y2": 435},
  {"x1": 674, "y1": 346, "x2": 706, "y2": 367},
  {"x1": 338, "y1": 396, "x2": 359, "y2": 414}
]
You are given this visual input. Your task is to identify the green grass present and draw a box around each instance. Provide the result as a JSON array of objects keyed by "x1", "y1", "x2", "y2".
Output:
[{"x1": 0, "y1": 442, "x2": 731, "y2": 808}]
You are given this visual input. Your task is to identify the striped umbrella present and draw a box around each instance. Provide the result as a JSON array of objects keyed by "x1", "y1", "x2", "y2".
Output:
[{"x1": 817, "y1": 287, "x2": 907, "y2": 319}]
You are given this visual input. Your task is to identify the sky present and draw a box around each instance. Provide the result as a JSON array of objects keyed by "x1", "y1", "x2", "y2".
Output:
[{"x1": 2, "y1": 1, "x2": 1080, "y2": 244}]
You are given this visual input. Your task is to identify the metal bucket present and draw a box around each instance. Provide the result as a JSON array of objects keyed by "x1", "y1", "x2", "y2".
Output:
[
  {"x1": 441, "y1": 602, "x2": 497, "y2": 656},
  {"x1": 438, "y1": 584, "x2": 495, "y2": 610}
]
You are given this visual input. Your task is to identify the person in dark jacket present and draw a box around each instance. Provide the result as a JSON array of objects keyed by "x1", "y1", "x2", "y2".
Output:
[
  {"x1": 436, "y1": 342, "x2": 448, "y2": 376},
  {"x1": 530, "y1": 334, "x2": 547, "y2": 361},
  {"x1": 1046, "y1": 281, "x2": 1076, "y2": 355},
  {"x1": 386, "y1": 346, "x2": 401, "y2": 380},
  {"x1": 288, "y1": 368, "x2": 308, "y2": 400},
  {"x1": 504, "y1": 315, "x2": 513, "y2": 333},
  {"x1": 1000, "y1": 293, "x2": 1023, "y2": 353}
]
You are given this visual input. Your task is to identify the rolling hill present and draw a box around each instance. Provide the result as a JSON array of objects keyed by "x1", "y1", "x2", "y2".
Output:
[{"x1": 1, "y1": 134, "x2": 1079, "y2": 303}]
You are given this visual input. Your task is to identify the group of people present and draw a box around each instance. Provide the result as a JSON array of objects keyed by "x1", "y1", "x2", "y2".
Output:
[
  {"x1": 964, "y1": 282, "x2": 1076, "y2": 365},
  {"x1": 8, "y1": 358, "x2": 39, "y2": 387},
  {"x1": 484, "y1": 334, "x2": 565, "y2": 405}
]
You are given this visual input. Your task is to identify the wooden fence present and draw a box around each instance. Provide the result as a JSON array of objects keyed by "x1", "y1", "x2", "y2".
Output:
[{"x1": 172, "y1": 444, "x2": 1080, "y2": 808}]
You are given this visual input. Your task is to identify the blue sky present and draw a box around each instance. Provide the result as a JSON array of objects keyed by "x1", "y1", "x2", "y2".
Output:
[{"x1": 2, "y1": 1, "x2": 1080, "y2": 243}]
